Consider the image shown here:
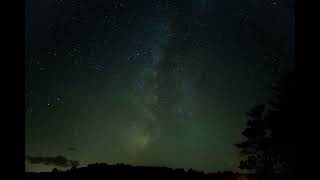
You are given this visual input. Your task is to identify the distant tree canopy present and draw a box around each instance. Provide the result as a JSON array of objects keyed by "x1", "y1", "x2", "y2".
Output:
[
  {"x1": 52, "y1": 168, "x2": 59, "y2": 173},
  {"x1": 27, "y1": 163, "x2": 246, "y2": 180},
  {"x1": 235, "y1": 71, "x2": 297, "y2": 178}
]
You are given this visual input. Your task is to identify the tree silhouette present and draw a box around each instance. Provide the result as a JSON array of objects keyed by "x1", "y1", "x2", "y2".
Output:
[
  {"x1": 52, "y1": 168, "x2": 59, "y2": 174},
  {"x1": 27, "y1": 163, "x2": 240, "y2": 179},
  {"x1": 235, "y1": 71, "x2": 296, "y2": 179},
  {"x1": 235, "y1": 104, "x2": 274, "y2": 175},
  {"x1": 265, "y1": 71, "x2": 297, "y2": 179}
]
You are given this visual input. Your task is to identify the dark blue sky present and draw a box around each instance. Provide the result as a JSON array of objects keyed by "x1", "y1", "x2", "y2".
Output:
[{"x1": 25, "y1": 0, "x2": 294, "y2": 172}]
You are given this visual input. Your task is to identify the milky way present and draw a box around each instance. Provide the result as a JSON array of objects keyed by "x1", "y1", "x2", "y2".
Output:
[{"x1": 25, "y1": 0, "x2": 294, "y2": 173}]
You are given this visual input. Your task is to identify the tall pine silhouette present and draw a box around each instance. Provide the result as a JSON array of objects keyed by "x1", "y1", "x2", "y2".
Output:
[{"x1": 236, "y1": 71, "x2": 297, "y2": 179}]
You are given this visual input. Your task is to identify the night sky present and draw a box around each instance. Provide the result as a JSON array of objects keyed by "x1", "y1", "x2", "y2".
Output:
[{"x1": 25, "y1": 0, "x2": 294, "y2": 173}]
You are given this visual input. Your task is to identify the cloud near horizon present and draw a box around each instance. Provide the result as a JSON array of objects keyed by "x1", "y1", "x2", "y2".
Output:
[
  {"x1": 67, "y1": 147, "x2": 77, "y2": 151},
  {"x1": 26, "y1": 155, "x2": 80, "y2": 168}
]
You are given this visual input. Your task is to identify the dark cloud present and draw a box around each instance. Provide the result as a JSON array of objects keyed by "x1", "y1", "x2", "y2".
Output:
[
  {"x1": 67, "y1": 147, "x2": 77, "y2": 151},
  {"x1": 25, "y1": 155, "x2": 80, "y2": 167}
]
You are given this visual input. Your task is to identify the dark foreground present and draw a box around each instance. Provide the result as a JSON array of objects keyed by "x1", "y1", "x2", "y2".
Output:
[{"x1": 25, "y1": 163, "x2": 287, "y2": 180}]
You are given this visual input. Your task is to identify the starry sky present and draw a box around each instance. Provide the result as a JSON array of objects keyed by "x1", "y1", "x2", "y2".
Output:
[{"x1": 25, "y1": 0, "x2": 294, "y2": 173}]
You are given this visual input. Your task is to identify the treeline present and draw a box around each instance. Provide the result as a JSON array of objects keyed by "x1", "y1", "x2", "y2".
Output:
[{"x1": 26, "y1": 163, "x2": 249, "y2": 180}]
